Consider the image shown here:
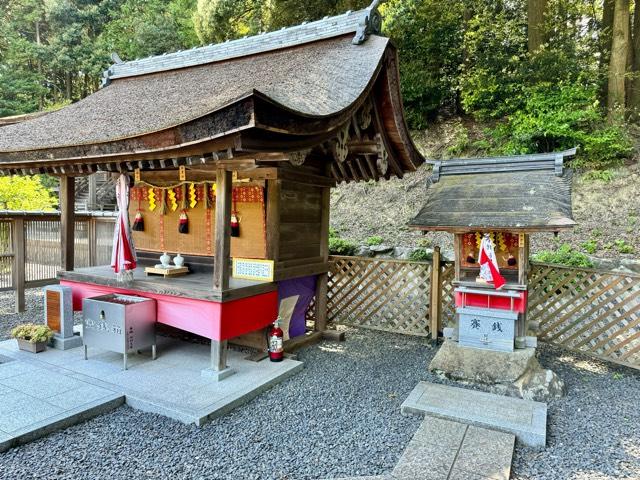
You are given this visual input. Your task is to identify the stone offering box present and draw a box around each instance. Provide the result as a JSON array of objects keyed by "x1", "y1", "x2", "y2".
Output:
[
  {"x1": 457, "y1": 306, "x2": 518, "y2": 352},
  {"x1": 82, "y1": 294, "x2": 157, "y2": 370}
]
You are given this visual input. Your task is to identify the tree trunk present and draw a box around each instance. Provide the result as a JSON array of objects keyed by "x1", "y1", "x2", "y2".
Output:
[
  {"x1": 608, "y1": 0, "x2": 630, "y2": 122},
  {"x1": 629, "y1": 0, "x2": 640, "y2": 115},
  {"x1": 528, "y1": 0, "x2": 548, "y2": 53},
  {"x1": 35, "y1": 21, "x2": 43, "y2": 110},
  {"x1": 65, "y1": 71, "x2": 72, "y2": 101}
]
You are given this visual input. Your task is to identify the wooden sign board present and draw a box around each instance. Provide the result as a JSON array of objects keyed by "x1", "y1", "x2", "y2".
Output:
[
  {"x1": 179, "y1": 165, "x2": 186, "y2": 181},
  {"x1": 46, "y1": 289, "x2": 62, "y2": 333},
  {"x1": 232, "y1": 258, "x2": 274, "y2": 282}
]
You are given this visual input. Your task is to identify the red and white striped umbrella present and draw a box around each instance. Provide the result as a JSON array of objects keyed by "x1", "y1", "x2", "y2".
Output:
[{"x1": 111, "y1": 174, "x2": 137, "y2": 281}]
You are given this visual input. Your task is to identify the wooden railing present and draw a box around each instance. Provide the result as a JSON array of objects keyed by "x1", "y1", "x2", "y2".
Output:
[
  {"x1": 528, "y1": 263, "x2": 640, "y2": 370},
  {"x1": 328, "y1": 255, "x2": 640, "y2": 370},
  {"x1": 0, "y1": 212, "x2": 116, "y2": 311}
]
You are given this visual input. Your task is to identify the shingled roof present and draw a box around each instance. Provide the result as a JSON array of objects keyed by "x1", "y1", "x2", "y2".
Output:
[
  {"x1": 0, "y1": 34, "x2": 388, "y2": 152},
  {"x1": 409, "y1": 149, "x2": 577, "y2": 232},
  {"x1": 0, "y1": 0, "x2": 422, "y2": 182}
]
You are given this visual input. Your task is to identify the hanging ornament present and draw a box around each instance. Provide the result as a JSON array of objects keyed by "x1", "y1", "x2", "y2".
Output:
[
  {"x1": 167, "y1": 188, "x2": 178, "y2": 211},
  {"x1": 179, "y1": 210, "x2": 189, "y2": 234},
  {"x1": 132, "y1": 210, "x2": 144, "y2": 231},
  {"x1": 148, "y1": 188, "x2": 156, "y2": 211},
  {"x1": 204, "y1": 183, "x2": 212, "y2": 209},
  {"x1": 189, "y1": 183, "x2": 197, "y2": 209},
  {"x1": 497, "y1": 232, "x2": 507, "y2": 252},
  {"x1": 231, "y1": 213, "x2": 240, "y2": 237}
]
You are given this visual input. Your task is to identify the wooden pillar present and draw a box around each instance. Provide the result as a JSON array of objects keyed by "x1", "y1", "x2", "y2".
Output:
[
  {"x1": 453, "y1": 233, "x2": 462, "y2": 282},
  {"x1": 60, "y1": 176, "x2": 75, "y2": 272},
  {"x1": 429, "y1": 246, "x2": 442, "y2": 341},
  {"x1": 518, "y1": 233, "x2": 530, "y2": 337},
  {"x1": 213, "y1": 168, "x2": 232, "y2": 291},
  {"x1": 12, "y1": 218, "x2": 25, "y2": 313},
  {"x1": 88, "y1": 217, "x2": 97, "y2": 267},
  {"x1": 265, "y1": 179, "x2": 280, "y2": 262},
  {"x1": 211, "y1": 339, "x2": 228, "y2": 371},
  {"x1": 315, "y1": 186, "x2": 331, "y2": 332}
]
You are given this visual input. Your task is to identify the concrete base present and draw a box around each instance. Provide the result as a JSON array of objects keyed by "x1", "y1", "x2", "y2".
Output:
[
  {"x1": 201, "y1": 367, "x2": 235, "y2": 381},
  {"x1": 401, "y1": 381, "x2": 547, "y2": 449},
  {"x1": 50, "y1": 332, "x2": 83, "y2": 351},
  {"x1": 0, "y1": 357, "x2": 124, "y2": 453},
  {"x1": 429, "y1": 340, "x2": 566, "y2": 401},
  {"x1": 0, "y1": 334, "x2": 303, "y2": 429},
  {"x1": 321, "y1": 329, "x2": 346, "y2": 342}
]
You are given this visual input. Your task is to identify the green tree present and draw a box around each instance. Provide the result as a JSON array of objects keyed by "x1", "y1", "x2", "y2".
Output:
[
  {"x1": 383, "y1": 0, "x2": 464, "y2": 127},
  {"x1": 0, "y1": 176, "x2": 56, "y2": 211}
]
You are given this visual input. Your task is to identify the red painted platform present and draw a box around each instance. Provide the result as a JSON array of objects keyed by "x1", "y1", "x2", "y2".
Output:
[{"x1": 61, "y1": 280, "x2": 278, "y2": 341}]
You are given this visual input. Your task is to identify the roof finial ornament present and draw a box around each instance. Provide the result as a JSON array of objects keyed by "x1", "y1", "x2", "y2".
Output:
[
  {"x1": 110, "y1": 52, "x2": 123, "y2": 65},
  {"x1": 352, "y1": 0, "x2": 382, "y2": 44}
]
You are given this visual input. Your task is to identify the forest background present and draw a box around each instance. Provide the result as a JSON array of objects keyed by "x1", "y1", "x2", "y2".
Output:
[{"x1": 2, "y1": 0, "x2": 640, "y2": 262}]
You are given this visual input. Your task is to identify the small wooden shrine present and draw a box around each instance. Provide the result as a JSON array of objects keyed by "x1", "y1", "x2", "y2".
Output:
[
  {"x1": 409, "y1": 149, "x2": 576, "y2": 350},
  {"x1": 0, "y1": 1, "x2": 423, "y2": 377}
]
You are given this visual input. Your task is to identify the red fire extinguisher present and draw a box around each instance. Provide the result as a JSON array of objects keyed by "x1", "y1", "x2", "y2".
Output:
[{"x1": 268, "y1": 317, "x2": 284, "y2": 362}]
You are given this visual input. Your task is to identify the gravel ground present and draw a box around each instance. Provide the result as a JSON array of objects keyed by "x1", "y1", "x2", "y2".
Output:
[{"x1": 1, "y1": 289, "x2": 639, "y2": 479}]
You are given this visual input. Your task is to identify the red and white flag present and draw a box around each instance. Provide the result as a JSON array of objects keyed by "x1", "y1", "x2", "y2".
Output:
[
  {"x1": 479, "y1": 234, "x2": 506, "y2": 290},
  {"x1": 111, "y1": 174, "x2": 137, "y2": 282}
]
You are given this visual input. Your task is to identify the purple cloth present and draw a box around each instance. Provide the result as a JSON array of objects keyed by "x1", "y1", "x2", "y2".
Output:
[{"x1": 278, "y1": 276, "x2": 317, "y2": 338}]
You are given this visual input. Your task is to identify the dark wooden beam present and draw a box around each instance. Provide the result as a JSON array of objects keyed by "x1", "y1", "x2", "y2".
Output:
[
  {"x1": 265, "y1": 179, "x2": 281, "y2": 262},
  {"x1": 213, "y1": 168, "x2": 232, "y2": 291},
  {"x1": 59, "y1": 175, "x2": 75, "y2": 271}
]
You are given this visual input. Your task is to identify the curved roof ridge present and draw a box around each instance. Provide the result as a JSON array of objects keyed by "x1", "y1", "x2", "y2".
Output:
[{"x1": 102, "y1": 2, "x2": 382, "y2": 86}]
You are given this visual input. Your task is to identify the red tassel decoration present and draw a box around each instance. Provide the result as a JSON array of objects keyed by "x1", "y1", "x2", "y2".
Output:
[
  {"x1": 179, "y1": 210, "x2": 189, "y2": 234},
  {"x1": 132, "y1": 210, "x2": 144, "y2": 231},
  {"x1": 230, "y1": 212, "x2": 240, "y2": 237}
]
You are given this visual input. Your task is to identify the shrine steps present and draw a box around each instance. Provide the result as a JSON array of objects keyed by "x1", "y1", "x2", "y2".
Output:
[{"x1": 401, "y1": 381, "x2": 547, "y2": 448}]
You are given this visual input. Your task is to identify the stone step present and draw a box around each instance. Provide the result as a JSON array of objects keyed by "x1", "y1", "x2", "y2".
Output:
[
  {"x1": 393, "y1": 416, "x2": 514, "y2": 480},
  {"x1": 401, "y1": 381, "x2": 547, "y2": 448}
]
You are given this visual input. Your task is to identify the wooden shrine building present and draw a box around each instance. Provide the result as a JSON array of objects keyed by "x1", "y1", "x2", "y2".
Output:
[
  {"x1": 409, "y1": 149, "x2": 576, "y2": 349},
  {"x1": 0, "y1": 1, "x2": 423, "y2": 376}
]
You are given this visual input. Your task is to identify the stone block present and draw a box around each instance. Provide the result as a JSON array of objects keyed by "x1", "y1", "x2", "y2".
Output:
[
  {"x1": 454, "y1": 426, "x2": 514, "y2": 480},
  {"x1": 201, "y1": 367, "x2": 235, "y2": 381},
  {"x1": 401, "y1": 381, "x2": 547, "y2": 449},
  {"x1": 430, "y1": 341, "x2": 538, "y2": 384},
  {"x1": 428, "y1": 341, "x2": 565, "y2": 401}
]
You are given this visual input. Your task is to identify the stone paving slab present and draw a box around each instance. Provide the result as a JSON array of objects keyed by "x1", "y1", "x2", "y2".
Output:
[
  {"x1": 0, "y1": 358, "x2": 124, "y2": 453},
  {"x1": 0, "y1": 334, "x2": 303, "y2": 428},
  {"x1": 324, "y1": 416, "x2": 514, "y2": 480},
  {"x1": 401, "y1": 381, "x2": 547, "y2": 448}
]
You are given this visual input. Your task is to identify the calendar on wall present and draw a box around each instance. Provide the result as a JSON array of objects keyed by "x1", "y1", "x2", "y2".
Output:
[{"x1": 232, "y1": 258, "x2": 275, "y2": 282}]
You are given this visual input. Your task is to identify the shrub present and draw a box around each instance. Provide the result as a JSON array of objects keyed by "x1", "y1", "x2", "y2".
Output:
[
  {"x1": 366, "y1": 235, "x2": 383, "y2": 246},
  {"x1": 11, "y1": 323, "x2": 54, "y2": 343},
  {"x1": 581, "y1": 240, "x2": 597, "y2": 254},
  {"x1": 614, "y1": 240, "x2": 633, "y2": 254},
  {"x1": 532, "y1": 243, "x2": 594, "y2": 268},
  {"x1": 488, "y1": 83, "x2": 632, "y2": 169},
  {"x1": 329, "y1": 237, "x2": 357, "y2": 256},
  {"x1": 409, "y1": 248, "x2": 432, "y2": 262}
]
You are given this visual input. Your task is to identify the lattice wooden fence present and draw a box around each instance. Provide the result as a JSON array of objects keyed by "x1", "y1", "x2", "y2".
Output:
[
  {"x1": 529, "y1": 262, "x2": 640, "y2": 369},
  {"x1": 327, "y1": 256, "x2": 433, "y2": 336}
]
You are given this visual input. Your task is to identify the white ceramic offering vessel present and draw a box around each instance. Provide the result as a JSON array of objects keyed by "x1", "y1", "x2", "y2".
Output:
[
  {"x1": 160, "y1": 252, "x2": 171, "y2": 267},
  {"x1": 174, "y1": 253, "x2": 184, "y2": 267}
]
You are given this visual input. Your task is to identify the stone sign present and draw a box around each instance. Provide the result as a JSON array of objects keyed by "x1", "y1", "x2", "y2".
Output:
[{"x1": 457, "y1": 306, "x2": 517, "y2": 352}]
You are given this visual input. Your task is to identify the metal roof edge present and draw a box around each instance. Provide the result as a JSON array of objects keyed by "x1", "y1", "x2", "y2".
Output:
[
  {"x1": 101, "y1": 2, "x2": 383, "y2": 87},
  {"x1": 429, "y1": 147, "x2": 578, "y2": 183}
]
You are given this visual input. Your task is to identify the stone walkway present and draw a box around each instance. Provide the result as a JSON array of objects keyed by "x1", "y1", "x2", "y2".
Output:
[
  {"x1": 331, "y1": 416, "x2": 514, "y2": 480},
  {"x1": 0, "y1": 334, "x2": 303, "y2": 451},
  {"x1": 402, "y1": 381, "x2": 547, "y2": 448},
  {"x1": 0, "y1": 354, "x2": 123, "y2": 452}
]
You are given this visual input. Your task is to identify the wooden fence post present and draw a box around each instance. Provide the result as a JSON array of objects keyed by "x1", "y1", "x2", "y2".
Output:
[
  {"x1": 88, "y1": 216, "x2": 97, "y2": 267},
  {"x1": 429, "y1": 246, "x2": 442, "y2": 341},
  {"x1": 13, "y1": 218, "x2": 25, "y2": 313}
]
